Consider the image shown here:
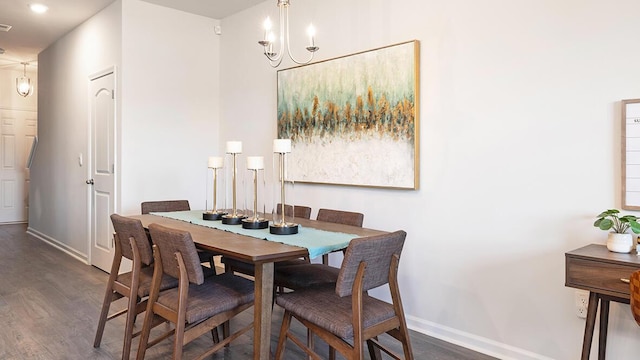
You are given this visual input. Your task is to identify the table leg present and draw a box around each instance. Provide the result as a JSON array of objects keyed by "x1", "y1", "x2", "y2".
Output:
[
  {"x1": 581, "y1": 292, "x2": 599, "y2": 360},
  {"x1": 254, "y1": 262, "x2": 274, "y2": 360},
  {"x1": 598, "y1": 298, "x2": 610, "y2": 360}
]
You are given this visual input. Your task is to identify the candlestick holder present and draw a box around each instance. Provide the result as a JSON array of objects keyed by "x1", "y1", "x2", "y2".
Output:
[
  {"x1": 203, "y1": 156, "x2": 227, "y2": 220},
  {"x1": 222, "y1": 141, "x2": 246, "y2": 225},
  {"x1": 242, "y1": 156, "x2": 268, "y2": 229},
  {"x1": 270, "y1": 139, "x2": 298, "y2": 235}
]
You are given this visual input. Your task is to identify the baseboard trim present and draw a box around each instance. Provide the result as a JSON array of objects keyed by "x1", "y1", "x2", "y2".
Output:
[
  {"x1": 406, "y1": 315, "x2": 553, "y2": 360},
  {"x1": 26, "y1": 227, "x2": 89, "y2": 265}
]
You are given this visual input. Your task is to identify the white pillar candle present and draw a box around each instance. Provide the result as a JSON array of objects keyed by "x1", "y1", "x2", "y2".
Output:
[
  {"x1": 247, "y1": 156, "x2": 264, "y2": 170},
  {"x1": 208, "y1": 156, "x2": 223, "y2": 169},
  {"x1": 273, "y1": 139, "x2": 292, "y2": 153},
  {"x1": 226, "y1": 141, "x2": 242, "y2": 154}
]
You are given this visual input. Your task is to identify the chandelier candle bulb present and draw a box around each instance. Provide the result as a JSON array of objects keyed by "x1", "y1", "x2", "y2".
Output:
[
  {"x1": 273, "y1": 139, "x2": 292, "y2": 153},
  {"x1": 263, "y1": 17, "x2": 272, "y2": 40},
  {"x1": 208, "y1": 156, "x2": 223, "y2": 169},
  {"x1": 307, "y1": 24, "x2": 315, "y2": 47},
  {"x1": 247, "y1": 156, "x2": 264, "y2": 170},
  {"x1": 226, "y1": 141, "x2": 242, "y2": 154}
]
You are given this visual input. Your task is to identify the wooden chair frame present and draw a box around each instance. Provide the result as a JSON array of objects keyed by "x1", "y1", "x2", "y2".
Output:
[
  {"x1": 275, "y1": 254, "x2": 413, "y2": 360},
  {"x1": 94, "y1": 234, "x2": 150, "y2": 360},
  {"x1": 136, "y1": 244, "x2": 253, "y2": 360}
]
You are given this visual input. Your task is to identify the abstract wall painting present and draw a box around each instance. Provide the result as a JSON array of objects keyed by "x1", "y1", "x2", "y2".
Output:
[{"x1": 277, "y1": 40, "x2": 420, "y2": 189}]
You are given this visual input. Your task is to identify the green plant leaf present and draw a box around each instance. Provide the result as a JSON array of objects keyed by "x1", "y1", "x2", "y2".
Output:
[{"x1": 598, "y1": 218, "x2": 613, "y2": 230}]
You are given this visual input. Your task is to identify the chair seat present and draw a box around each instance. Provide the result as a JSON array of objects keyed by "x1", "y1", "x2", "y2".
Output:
[
  {"x1": 157, "y1": 272, "x2": 254, "y2": 324},
  {"x1": 274, "y1": 263, "x2": 340, "y2": 289},
  {"x1": 276, "y1": 287, "x2": 396, "y2": 341}
]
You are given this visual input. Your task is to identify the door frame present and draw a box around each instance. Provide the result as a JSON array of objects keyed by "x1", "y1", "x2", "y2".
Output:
[{"x1": 87, "y1": 66, "x2": 118, "y2": 267}]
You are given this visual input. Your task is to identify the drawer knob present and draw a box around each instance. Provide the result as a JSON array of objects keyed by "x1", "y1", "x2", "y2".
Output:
[{"x1": 621, "y1": 278, "x2": 630, "y2": 284}]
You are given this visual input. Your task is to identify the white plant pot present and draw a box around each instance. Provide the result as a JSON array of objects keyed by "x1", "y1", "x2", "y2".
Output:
[{"x1": 606, "y1": 233, "x2": 634, "y2": 253}]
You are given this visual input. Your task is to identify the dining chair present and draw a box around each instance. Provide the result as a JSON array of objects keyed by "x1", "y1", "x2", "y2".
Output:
[
  {"x1": 93, "y1": 214, "x2": 179, "y2": 360},
  {"x1": 274, "y1": 230, "x2": 413, "y2": 360},
  {"x1": 316, "y1": 208, "x2": 364, "y2": 265},
  {"x1": 136, "y1": 223, "x2": 255, "y2": 360},
  {"x1": 141, "y1": 200, "x2": 218, "y2": 271},
  {"x1": 630, "y1": 270, "x2": 640, "y2": 326},
  {"x1": 140, "y1": 200, "x2": 191, "y2": 215},
  {"x1": 277, "y1": 203, "x2": 312, "y2": 219},
  {"x1": 272, "y1": 208, "x2": 365, "y2": 291}
]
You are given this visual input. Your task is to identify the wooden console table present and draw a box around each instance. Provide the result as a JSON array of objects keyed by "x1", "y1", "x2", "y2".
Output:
[{"x1": 565, "y1": 244, "x2": 640, "y2": 359}]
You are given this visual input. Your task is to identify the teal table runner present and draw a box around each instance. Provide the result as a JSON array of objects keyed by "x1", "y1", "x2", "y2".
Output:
[{"x1": 150, "y1": 210, "x2": 358, "y2": 259}]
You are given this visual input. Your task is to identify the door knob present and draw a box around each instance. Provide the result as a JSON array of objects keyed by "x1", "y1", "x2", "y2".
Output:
[{"x1": 86, "y1": 179, "x2": 94, "y2": 185}]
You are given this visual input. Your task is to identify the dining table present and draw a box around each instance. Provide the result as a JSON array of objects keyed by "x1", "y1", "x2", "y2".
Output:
[{"x1": 129, "y1": 210, "x2": 386, "y2": 359}]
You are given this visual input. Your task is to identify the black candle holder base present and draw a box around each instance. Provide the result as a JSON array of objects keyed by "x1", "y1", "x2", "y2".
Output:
[
  {"x1": 242, "y1": 218, "x2": 269, "y2": 229},
  {"x1": 203, "y1": 211, "x2": 226, "y2": 221},
  {"x1": 270, "y1": 223, "x2": 299, "y2": 235},
  {"x1": 222, "y1": 214, "x2": 245, "y2": 225}
]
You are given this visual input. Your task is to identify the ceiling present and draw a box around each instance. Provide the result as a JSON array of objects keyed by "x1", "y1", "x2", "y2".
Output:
[{"x1": 0, "y1": 0, "x2": 265, "y2": 70}]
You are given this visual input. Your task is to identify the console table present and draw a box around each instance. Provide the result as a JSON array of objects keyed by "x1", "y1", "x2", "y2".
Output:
[{"x1": 565, "y1": 244, "x2": 640, "y2": 359}]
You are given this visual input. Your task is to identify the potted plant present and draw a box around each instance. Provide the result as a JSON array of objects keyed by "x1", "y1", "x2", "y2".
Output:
[{"x1": 594, "y1": 209, "x2": 640, "y2": 253}]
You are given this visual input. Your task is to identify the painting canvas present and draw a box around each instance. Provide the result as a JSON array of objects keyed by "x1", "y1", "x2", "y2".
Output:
[{"x1": 277, "y1": 40, "x2": 419, "y2": 189}]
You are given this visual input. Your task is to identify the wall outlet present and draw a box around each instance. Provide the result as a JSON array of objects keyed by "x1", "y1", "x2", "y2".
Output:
[{"x1": 574, "y1": 290, "x2": 589, "y2": 319}]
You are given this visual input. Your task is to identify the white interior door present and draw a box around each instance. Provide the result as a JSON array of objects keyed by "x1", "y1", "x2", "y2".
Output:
[
  {"x1": 89, "y1": 70, "x2": 116, "y2": 272},
  {"x1": 0, "y1": 109, "x2": 37, "y2": 223}
]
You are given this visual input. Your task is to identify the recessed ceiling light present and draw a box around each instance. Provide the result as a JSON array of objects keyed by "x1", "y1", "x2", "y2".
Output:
[{"x1": 29, "y1": 3, "x2": 49, "y2": 14}]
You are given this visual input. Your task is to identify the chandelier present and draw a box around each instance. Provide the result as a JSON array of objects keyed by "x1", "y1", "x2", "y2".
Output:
[
  {"x1": 258, "y1": 0, "x2": 318, "y2": 68},
  {"x1": 16, "y1": 62, "x2": 33, "y2": 97}
]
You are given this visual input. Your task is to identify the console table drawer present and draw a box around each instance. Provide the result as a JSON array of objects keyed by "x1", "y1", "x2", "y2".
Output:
[{"x1": 566, "y1": 257, "x2": 635, "y2": 298}]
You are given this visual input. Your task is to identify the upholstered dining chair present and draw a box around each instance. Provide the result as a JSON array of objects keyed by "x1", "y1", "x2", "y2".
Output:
[
  {"x1": 136, "y1": 223, "x2": 255, "y2": 360},
  {"x1": 141, "y1": 200, "x2": 218, "y2": 270},
  {"x1": 140, "y1": 200, "x2": 191, "y2": 215},
  {"x1": 277, "y1": 203, "x2": 312, "y2": 219},
  {"x1": 272, "y1": 208, "x2": 365, "y2": 291},
  {"x1": 274, "y1": 230, "x2": 413, "y2": 360},
  {"x1": 94, "y1": 214, "x2": 179, "y2": 360},
  {"x1": 630, "y1": 270, "x2": 640, "y2": 326},
  {"x1": 316, "y1": 208, "x2": 364, "y2": 265}
]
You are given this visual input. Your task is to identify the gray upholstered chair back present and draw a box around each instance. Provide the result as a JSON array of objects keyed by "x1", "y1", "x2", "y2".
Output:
[
  {"x1": 110, "y1": 214, "x2": 154, "y2": 266},
  {"x1": 276, "y1": 203, "x2": 312, "y2": 219},
  {"x1": 335, "y1": 230, "x2": 406, "y2": 297},
  {"x1": 141, "y1": 200, "x2": 190, "y2": 214},
  {"x1": 148, "y1": 223, "x2": 204, "y2": 285},
  {"x1": 317, "y1": 208, "x2": 364, "y2": 227}
]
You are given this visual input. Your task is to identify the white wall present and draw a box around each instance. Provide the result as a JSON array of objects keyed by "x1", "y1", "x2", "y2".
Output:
[
  {"x1": 29, "y1": 1, "x2": 122, "y2": 259},
  {"x1": 29, "y1": 0, "x2": 220, "y2": 260},
  {"x1": 120, "y1": 0, "x2": 220, "y2": 214},
  {"x1": 219, "y1": 0, "x2": 640, "y2": 359}
]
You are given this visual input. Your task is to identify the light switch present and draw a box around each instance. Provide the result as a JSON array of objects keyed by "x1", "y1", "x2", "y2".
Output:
[{"x1": 78, "y1": 153, "x2": 83, "y2": 167}]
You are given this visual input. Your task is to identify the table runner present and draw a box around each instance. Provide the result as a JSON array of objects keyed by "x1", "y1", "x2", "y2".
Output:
[{"x1": 150, "y1": 210, "x2": 358, "y2": 259}]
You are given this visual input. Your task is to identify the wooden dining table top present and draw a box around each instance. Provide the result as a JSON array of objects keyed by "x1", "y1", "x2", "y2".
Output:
[{"x1": 129, "y1": 213, "x2": 387, "y2": 264}]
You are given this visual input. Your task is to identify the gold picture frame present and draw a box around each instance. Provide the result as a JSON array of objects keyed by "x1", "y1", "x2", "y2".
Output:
[{"x1": 277, "y1": 40, "x2": 420, "y2": 190}]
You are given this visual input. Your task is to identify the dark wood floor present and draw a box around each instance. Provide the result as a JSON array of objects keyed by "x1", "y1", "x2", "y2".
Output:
[{"x1": 0, "y1": 224, "x2": 497, "y2": 359}]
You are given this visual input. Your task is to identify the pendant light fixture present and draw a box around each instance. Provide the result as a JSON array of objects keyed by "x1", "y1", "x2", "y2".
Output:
[
  {"x1": 258, "y1": 0, "x2": 319, "y2": 68},
  {"x1": 16, "y1": 62, "x2": 33, "y2": 97}
]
